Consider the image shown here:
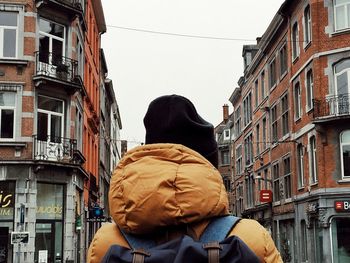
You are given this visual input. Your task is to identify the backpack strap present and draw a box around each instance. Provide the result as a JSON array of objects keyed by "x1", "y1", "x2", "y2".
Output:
[{"x1": 199, "y1": 215, "x2": 241, "y2": 243}]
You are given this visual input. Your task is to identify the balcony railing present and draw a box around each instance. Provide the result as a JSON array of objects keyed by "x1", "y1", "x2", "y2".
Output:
[
  {"x1": 33, "y1": 135, "x2": 77, "y2": 163},
  {"x1": 36, "y1": 0, "x2": 84, "y2": 11},
  {"x1": 35, "y1": 51, "x2": 79, "y2": 84},
  {"x1": 313, "y1": 94, "x2": 350, "y2": 119}
]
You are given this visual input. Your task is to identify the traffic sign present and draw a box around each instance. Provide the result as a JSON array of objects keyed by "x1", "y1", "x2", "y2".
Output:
[
  {"x1": 260, "y1": 190, "x2": 273, "y2": 203},
  {"x1": 11, "y1": 232, "x2": 29, "y2": 244}
]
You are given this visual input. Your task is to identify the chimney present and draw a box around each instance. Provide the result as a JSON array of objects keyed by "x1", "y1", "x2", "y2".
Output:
[{"x1": 223, "y1": 104, "x2": 229, "y2": 123}]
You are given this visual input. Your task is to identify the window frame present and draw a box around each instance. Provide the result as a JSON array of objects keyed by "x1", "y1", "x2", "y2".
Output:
[
  {"x1": 304, "y1": 5, "x2": 312, "y2": 46},
  {"x1": 283, "y1": 156, "x2": 292, "y2": 200},
  {"x1": 279, "y1": 43, "x2": 288, "y2": 77},
  {"x1": 235, "y1": 144, "x2": 243, "y2": 176},
  {"x1": 334, "y1": 0, "x2": 350, "y2": 31},
  {"x1": 243, "y1": 92, "x2": 252, "y2": 127},
  {"x1": 0, "y1": 10, "x2": 19, "y2": 59},
  {"x1": 292, "y1": 21, "x2": 300, "y2": 61},
  {"x1": 256, "y1": 124, "x2": 260, "y2": 156},
  {"x1": 340, "y1": 130, "x2": 350, "y2": 179},
  {"x1": 306, "y1": 69, "x2": 314, "y2": 111},
  {"x1": 0, "y1": 91, "x2": 16, "y2": 140},
  {"x1": 297, "y1": 143, "x2": 305, "y2": 188},
  {"x1": 273, "y1": 162, "x2": 280, "y2": 202},
  {"x1": 294, "y1": 81, "x2": 302, "y2": 120},
  {"x1": 309, "y1": 135, "x2": 318, "y2": 184},
  {"x1": 244, "y1": 133, "x2": 253, "y2": 167},
  {"x1": 262, "y1": 117, "x2": 267, "y2": 150},
  {"x1": 281, "y1": 93, "x2": 289, "y2": 136},
  {"x1": 269, "y1": 58, "x2": 277, "y2": 89},
  {"x1": 271, "y1": 105, "x2": 278, "y2": 142},
  {"x1": 261, "y1": 70, "x2": 266, "y2": 99},
  {"x1": 234, "y1": 106, "x2": 241, "y2": 137}
]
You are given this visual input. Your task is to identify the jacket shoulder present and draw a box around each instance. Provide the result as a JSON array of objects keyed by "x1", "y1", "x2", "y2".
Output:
[
  {"x1": 87, "y1": 223, "x2": 130, "y2": 263},
  {"x1": 229, "y1": 219, "x2": 283, "y2": 263}
]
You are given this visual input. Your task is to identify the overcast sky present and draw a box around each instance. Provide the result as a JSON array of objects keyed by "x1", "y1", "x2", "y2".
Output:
[{"x1": 101, "y1": 0, "x2": 284, "y2": 148}]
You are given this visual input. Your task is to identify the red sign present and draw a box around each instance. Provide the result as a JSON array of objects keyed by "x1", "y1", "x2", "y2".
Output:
[
  {"x1": 260, "y1": 190, "x2": 273, "y2": 203},
  {"x1": 335, "y1": 201, "x2": 350, "y2": 212}
]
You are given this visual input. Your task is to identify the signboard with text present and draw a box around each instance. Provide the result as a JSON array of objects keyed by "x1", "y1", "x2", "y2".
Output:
[
  {"x1": 0, "y1": 181, "x2": 15, "y2": 220},
  {"x1": 260, "y1": 190, "x2": 273, "y2": 203},
  {"x1": 11, "y1": 232, "x2": 29, "y2": 244},
  {"x1": 335, "y1": 201, "x2": 350, "y2": 212}
]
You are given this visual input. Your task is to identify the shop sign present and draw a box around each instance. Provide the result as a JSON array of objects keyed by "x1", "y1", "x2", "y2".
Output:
[
  {"x1": 0, "y1": 182, "x2": 15, "y2": 220},
  {"x1": 260, "y1": 190, "x2": 273, "y2": 203},
  {"x1": 11, "y1": 232, "x2": 29, "y2": 244},
  {"x1": 335, "y1": 201, "x2": 350, "y2": 212},
  {"x1": 36, "y1": 183, "x2": 63, "y2": 220}
]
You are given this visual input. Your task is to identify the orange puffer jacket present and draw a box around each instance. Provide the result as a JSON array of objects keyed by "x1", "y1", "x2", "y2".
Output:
[{"x1": 88, "y1": 144, "x2": 283, "y2": 263}]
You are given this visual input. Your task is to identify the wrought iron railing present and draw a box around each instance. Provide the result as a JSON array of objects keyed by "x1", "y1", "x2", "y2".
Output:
[
  {"x1": 33, "y1": 135, "x2": 77, "y2": 162},
  {"x1": 35, "y1": 51, "x2": 79, "y2": 83},
  {"x1": 313, "y1": 94, "x2": 350, "y2": 119}
]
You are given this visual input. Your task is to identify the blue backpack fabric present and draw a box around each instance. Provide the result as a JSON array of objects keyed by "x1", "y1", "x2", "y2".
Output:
[{"x1": 101, "y1": 216, "x2": 260, "y2": 263}]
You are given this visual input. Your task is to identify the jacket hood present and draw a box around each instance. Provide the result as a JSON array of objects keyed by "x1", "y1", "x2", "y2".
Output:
[{"x1": 109, "y1": 143, "x2": 229, "y2": 234}]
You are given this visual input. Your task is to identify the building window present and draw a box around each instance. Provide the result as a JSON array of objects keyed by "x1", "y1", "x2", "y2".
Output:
[
  {"x1": 331, "y1": 217, "x2": 350, "y2": 262},
  {"x1": 244, "y1": 133, "x2": 253, "y2": 166},
  {"x1": 255, "y1": 80, "x2": 259, "y2": 107},
  {"x1": 294, "y1": 82, "x2": 302, "y2": 120},
  {"x1": 236, "y1": 183, "x2": 244, "y2": 215},
  {"x1": 221, "y1": 149, "x2": 230, "y2": 166},
  {"x1": 273, "y1": 163, "x2": 280, "y2": 202},
  {"x1": 281, "y1": 93, "x2": 289, "y2": 136},
  {"x1": 262, "y1": 117, "x2": 267, "y2": 150},
  {"x1": 297, "y1": 143, "x2": 305, "y2": 188},
  {"x1": 301, "y1": 220, "x2": 309, "y2": 262},
  {"x1": 340, "y1": 130, "x2": 350, "y2": 178},
  {"x1": 234, "y1": 106, "x2": 241, "y2": 137},
  {"x1": 304, "y1": 5, "x2": 312, "y2": 45},
  {"x1": 280, "y1": 43, "x2": 287, "y2": 76},
  {"x1": 37, "y1": 95, "x2": 64, "y2": 142},
  {"x1": 292, "y1": 22, "x2": 300, "y2": 60},
  {"x1": 245, "y1": 175, "x2": 255, "y2": 208},
  {"x1": 243, "y1": 93, "x2": 252, "y2": 127},
  {"x1": 269, "y1": 59, "x2": 277, "y2": 88},
  {"x1": 334, "y1": 0, "x2": 350, "y2": 31},
  {"x1": 261, "y1": 70, "x2": 266, "y2": 99},
  {"x1": 0, "y1": 92, "x2": 15, "y2": 139},
  {"x1": 283, "y1": 156, "x2": 291, "y2": 199},
  {"x1": 223, "y1": 177, "x2": 231, "y2": 192},
  {"x1": 0, "y1": 11, "x2": 18, "y2": 58},
  {"x1": 271, "y1": 105, "x2": 278, "y2": 142},
  {"x1": 306, "y1": 69, "x2": 314, "y2": 110},
  {"x1": 309, "y1": 135, "x2": 318, "y2": 184},
  {"x1": 75, "y1": 104, "x2": 83, "y2": 151},
  {"x1": 236, "y1": 145, "x2": 242, "y2": 176},
  {"x1": 224, "y1": 129, "x2": 230, "y2": 140},
  {"x1": 39, "y1": 18, "x2": 66, "y2": 65},
  {"x1": 256, "y1": 124, "x2": 260, "y2": 156},
  {"x1": 334, "y1": 59, "x2": 350, "y2": 115}
]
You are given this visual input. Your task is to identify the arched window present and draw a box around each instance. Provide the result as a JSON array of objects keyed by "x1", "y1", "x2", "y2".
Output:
[{"x1": 340, "y1": 130, "x2": 350, "y2": 178}]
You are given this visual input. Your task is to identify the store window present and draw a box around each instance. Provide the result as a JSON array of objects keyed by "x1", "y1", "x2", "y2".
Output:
[
  {"x1": 0, "y1": 181, "x2": 15, "y2": 263},
  {"x1": 331, "y1": 217, "x2": 350, "y2": 263},
  {"x1": 35, "y1": 183, "x2": 64, "y2": 263}
]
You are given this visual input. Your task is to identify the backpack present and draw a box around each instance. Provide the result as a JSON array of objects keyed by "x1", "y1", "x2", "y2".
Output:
[{"x1": 101, "y1": 215, "x2": 260, "y2": 263}]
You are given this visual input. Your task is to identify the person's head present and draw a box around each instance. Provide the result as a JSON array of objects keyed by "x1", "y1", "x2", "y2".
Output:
[{"x1": 143, "y1": 94, "x2": 218, "y2": 168}]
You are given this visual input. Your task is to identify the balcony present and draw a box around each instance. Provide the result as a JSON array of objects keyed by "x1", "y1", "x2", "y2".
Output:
[
  {"x1": 35, "y1": 0, "x2": 84, "y2": 22},
  {"x1": 33, "y1": 52, "x2": 83, "y2": 94},
  {"x1": 313, "y1": 94, "x2": 350, "y2": 123},
  {"x1": 33, "y1": 135, "x2": 81, "y2": 163}
]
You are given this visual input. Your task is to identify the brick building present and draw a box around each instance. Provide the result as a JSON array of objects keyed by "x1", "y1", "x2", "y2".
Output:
[
  {"x1": 227, "y1": 0, "x2": 350, "y2": 262},
  {"x1": 0, "y1": 1, "x2": 121, "y2": 262}
]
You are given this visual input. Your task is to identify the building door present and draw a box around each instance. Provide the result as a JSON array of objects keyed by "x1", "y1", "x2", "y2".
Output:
[
  {"x1": 35, "y1": 222, "x2": 63, "y2": 263},
  {"x1": 0, "y1": 227, "x2": 9, "y2": 263}
]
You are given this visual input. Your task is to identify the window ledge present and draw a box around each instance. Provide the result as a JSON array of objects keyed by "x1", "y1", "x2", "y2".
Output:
[
  {"x1": 310, "y1": 182, "x2": 318, "y2": 187},
  {"x1": 292, "y1": 56, "x2": 299, "y2": 65},
  {"x1": 0, "y1": 141, "x2": 27, "y2": 148},
  {"x1": 0, "y1": 58, "x2": 28, "y2": 66},
  {"x1": 284, "y1": 198, "x2": 292, "y2": 203},
  {"x1": 331, "y1": 28, "x2": 350, "y2": 37},
  {"x1": 280, "y1": 71, "x2": 288, "y2": 81},
  {"x1": 298, "y1": 186, "x2": 305, "y2": 191},
  {"x1": 303, "y1": 41, "x2": 311, "y2": 51},
  {"x1": 306, "y1": 107, "x2": 314, "y2": 114},
  {"x1": 338, "y1": 179, "x2": 350, "y2": 184}
]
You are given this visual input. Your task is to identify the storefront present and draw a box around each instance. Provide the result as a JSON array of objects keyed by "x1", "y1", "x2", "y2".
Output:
[
  {"x1": 35, "y1": 183, "x2": 64, "y2": 263},
  {"x1": 0, "y1": 181, "x2": 15, "y2": 263}
]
